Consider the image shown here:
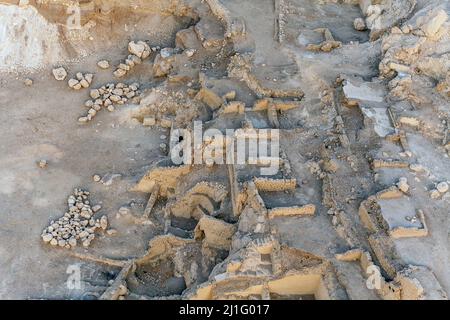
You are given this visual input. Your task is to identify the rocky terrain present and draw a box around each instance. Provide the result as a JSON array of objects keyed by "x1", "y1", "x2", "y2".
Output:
[{"x1": 0, "y1": 0, "x2": 449, "y2": 300}]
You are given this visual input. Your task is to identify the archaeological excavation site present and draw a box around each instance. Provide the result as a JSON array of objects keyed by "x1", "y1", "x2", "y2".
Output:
[{"x1": 0, "y1": 0, "x2": 449, "y2": 302}]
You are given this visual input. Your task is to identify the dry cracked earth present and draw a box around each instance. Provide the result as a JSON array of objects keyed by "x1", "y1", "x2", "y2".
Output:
[{"x1": 0, "y1": 0, "x2": 449, "y2": 300}]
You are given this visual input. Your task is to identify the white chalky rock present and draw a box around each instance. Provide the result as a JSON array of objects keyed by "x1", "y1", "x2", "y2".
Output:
[
  {"x1": 118, "y1": 63, "x2": 130, "y2": 71},
  {"x1": 114, "y1": 69, "x2": 127, "y2": 78},
  {"x1": 80, "y1": 79, "x2": 90, "y2": 88},
  {"x1": 143, "y1": 117, "x2": 156, "y2": 126},
  {"x1": 100, "y1": 215, "x2": 108, "y2": 230},
  {"x1": 42, "y1": 188, "x2": 101, "y2": 249},
  {"x1": 118, "y1": 207, "x2": 130, "y2": 215},
  {"x1": 106, "y1": 229, "x2": 117, "y2": 236},
  {"x1": 79, "y1": 230, "x2": 89, "y2": 238},
  {"x1": 130, "y1": 55, "x2": 142, "y2": 65},
  {"x1": 117, "y1": 284, "x2": 128, "y2": 296},
  {"x1": 128, "y1": 41, "x2": 146, "y2": 58},
  {"x1": 52, "y1": 67, "x2": 67, "y2": 81},
  {"x1": 410, "y1": 164, "x2": 426, "y2": 173},
  {"x1": 58, "y1": 240, "x2": 66, "y2": 247},
  {"x1": 90, "y1": 89, "x2": 100, "y2": 99},
  {"x1": 430, "y1": 189, "x2": 441, "y2": 199},
  {"x1": 112, "y1": 88, "x2": 123, "y2": 96},
  {"x1": 68, "y1": 78, "x2": 79, "y2": 88},
  {"x1": 82, "y1": 239, "x2": 92, "y2": 247},
  {"x1": 84, "y1": 73, "x2": 94, "y2": 84},
  {"x1": 419, "y1": 9, "x2": 448, "y2": 38},
  {"x1": 38, "y1": 159, "x2": 48, "y2": 169},
  {"x1": 397, "y1": 177, "x2": 409, "y2": 193},
  {"x1": 437, "y1": 182, "x2": 449, "y2": 193},
  {"x1": 68, "y1": 238, "x2": 77, "y2": 247},
  {"x1": 100, "y1": 173, "x2": 121, "y2": 186},
  {"x1": 42, "y1": 234, "x2": 53, "y2": 243},
  {"x1": 160, "y1": 47, "x2": 173, "y2": 58},
  {"x1": 97, "y1": 60, "x2": 110, "y2": 69},
  {"x1": 185, "y1": 48, "x2": 196, "y2": 57},
  {"x1": 353, "y1": 18, "x2": 367, "y2": 31}
]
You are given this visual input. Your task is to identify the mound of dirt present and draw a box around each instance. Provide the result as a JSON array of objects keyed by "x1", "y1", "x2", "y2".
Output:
[{"x1": 0, "y1": 4, "x2": 65, "y2": 72}]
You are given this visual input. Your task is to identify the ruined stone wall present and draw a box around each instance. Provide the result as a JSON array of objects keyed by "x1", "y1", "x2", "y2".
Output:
[{"x1": 253, "y1": 177, "x2": 296, "y2": 192}]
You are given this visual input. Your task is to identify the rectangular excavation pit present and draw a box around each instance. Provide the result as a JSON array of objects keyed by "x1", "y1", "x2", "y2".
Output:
[
  {"x1": 377, "y1": 197, "x2": 424, "y2": 231},
  {"x1": 203, "y1": 273, "x2": 330, "y2": 300}
]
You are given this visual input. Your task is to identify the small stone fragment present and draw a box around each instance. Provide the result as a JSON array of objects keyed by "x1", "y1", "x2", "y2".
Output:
[
  {"x1": 437, "y1": 182, "x2": 449, "y2": 193},
  {"x1": 128, "y1": 41, "x2": 147, "y2": 58},
  {"x1": 68, "y1": 238, "x2": 77, "y2": 247},
  {"x1": 430, "y1": 189, "x2": 441, "y2": 199},
  {"x1": 114, "y1": 69, "x2": 127, "y2": 78},
  {"x1": 68, "y1": 78, "x2": 79, "y2": 88},
  {"x1": 52, "y1": 67, "x2": 67, "y2": 81},
  {"x1": 42, "y1": 234, "x2": 53, "y2": 243},
  {"x1": 97, "y1": 60, "x2": 110, "y2": 69},
  {"x1": 100, "y1": 215, "x2": 108, "y2": 230},
  {"x1": 143, "y1": 117, "x2": 156, "y2": 126},
  {"x1": 106, "y1": 229, "x2": 117, "y2": 236},
  {"x1": 397, "y1": 177, "x2": 409, "y2": 193},
  {"x1": 100, "y1": 173, "x2": 122, "y2": 186},
  {"x1": 118, "y1": 207, "x2": 130, "y2": 215},
  {"x1": 185, "y1": 48, "x2": 196, "y2": 57},
  {"x1": 38, "y1": 159, "x2": 48, "y2": 169},
  {"x1": 353, "y1": 18, "x2": 367, "y2": 31},
  {"x1": 90, "y1": 89, "x2": 100, "y2": 99},
  {"x1": 80, "y1": 79, "x2": 90, "y2": 88}
]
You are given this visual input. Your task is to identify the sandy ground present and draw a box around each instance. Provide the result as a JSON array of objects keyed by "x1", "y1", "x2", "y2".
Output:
[
  {"x1": 0, "y1": 0, "x2": 449, "y2": 300},
  {"x1": 0, "y1": 47, "x2": 166, "y2": 298}
]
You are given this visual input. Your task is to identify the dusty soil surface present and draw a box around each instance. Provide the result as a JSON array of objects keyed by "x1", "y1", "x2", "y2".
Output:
[{"x1": 0, "y1": 0, "x2": 449, "y2": 300}]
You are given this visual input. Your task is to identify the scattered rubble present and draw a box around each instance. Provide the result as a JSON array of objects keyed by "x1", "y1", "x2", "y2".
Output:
[
  {"x1": 353, "y1": 18, "x2": 367, "y2": 31},
  {"x1": 113, "y1": 41, "x2": 153, "y2": 78},
  {"x1": 41, "y1": 188, "x2": 107, "y2": 249},
  {"x1": 97, "y1": 60, "x2": 110, "y2": 69},
  {"x1": 306, "y1": 28, "x2": 342, "y2": 53},
  {"x1": 397, "y1": 177, "x2": 410, "y2": 193},
  {"x1": 436, "y1": 181, "x2": 449, "y2": 194},
  {"x1": 3, "y1": 0, "x2": 450, "y2": 301},
  {"x1": 37, "y1": 159, "x2": 48, "y2": 169},
  {"x1": 78, "y1": 83, "x2": 140, "y2": 123},
  {"x1": 68, "y1": 72, "x2": 94, "y2": 90},
  {"x1": 100, "y1": 173, "x2": 122, "y2": 186}
]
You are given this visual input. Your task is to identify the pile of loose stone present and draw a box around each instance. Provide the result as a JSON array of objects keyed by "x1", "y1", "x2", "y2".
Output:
[
  {"x1": 430, "y1": 181, "x2": 449, "y2": 199},
  {"x1": 68, "y1": 72, "x2": 94, "y2": 90},
  {"x1": 113, "y1": 40, "x2": 157, "y2": 78},
  {"x1": 41, "y1": 188, "x2": 108, "y2": 249},
  {"x1": 78, "y1": 82, "x2": 141, "y2": 123}
]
